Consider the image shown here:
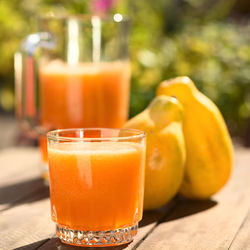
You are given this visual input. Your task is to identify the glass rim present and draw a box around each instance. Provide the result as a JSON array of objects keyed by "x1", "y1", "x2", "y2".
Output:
[
  {"x1": 47, "y1": 128, "x2": 146, "y2": 142},
  {"x1": 38, "y1": 13, "x2": 130, "y2": 23}
]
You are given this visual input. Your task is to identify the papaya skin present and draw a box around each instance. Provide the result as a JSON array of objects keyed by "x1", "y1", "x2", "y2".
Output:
[
  {"x1": 157, "y1": 76, "x2": 233, "y2": 199},
  {"x1": 124, "y1": 96, "x2": 186, "y2": 210}
]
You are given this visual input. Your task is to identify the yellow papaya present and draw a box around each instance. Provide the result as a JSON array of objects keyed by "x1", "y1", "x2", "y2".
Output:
[
  {"x1": 157, "y1": 76, "x2": 233, "y2": 199},
  {"x1": 124, "y1": 96, "x2": 186, "y2": 210}
]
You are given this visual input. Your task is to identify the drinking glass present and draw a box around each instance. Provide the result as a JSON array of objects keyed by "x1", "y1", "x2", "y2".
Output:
[
  {"x1": 47, "y1": 128, "x2": 145, "y2": 247},
  {"x1": 15, "y1": 14, "x2": 130, "y2": 181}
]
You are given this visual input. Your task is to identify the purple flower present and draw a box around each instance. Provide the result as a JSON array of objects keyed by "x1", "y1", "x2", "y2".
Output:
[{"x1": 92, "y1": 0, "x2": 114, "y2": 14}]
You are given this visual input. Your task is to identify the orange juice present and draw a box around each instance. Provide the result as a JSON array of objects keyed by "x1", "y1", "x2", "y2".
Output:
[
  {"x1": 39, "y1": 60, "x2": 130, "y2": 168},
  {"x1": 39, "y1": 60, "x2": 130, "y2": 129},
  {"x1": 48, "y1": 141, "x2": 145, "y2": 231}
]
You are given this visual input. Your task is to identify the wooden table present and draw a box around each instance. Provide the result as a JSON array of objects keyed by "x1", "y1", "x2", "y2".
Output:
[{"x1": 0, "y1": 146, "x2": 250, "y2": 250}]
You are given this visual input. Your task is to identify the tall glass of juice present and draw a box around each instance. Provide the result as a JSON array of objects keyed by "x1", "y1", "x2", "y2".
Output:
[
  {"x1": 15, "y1": 15, "x2": 130, "y2": 181},
  {"x1": 47, "y1": 128, "x2": 146, "y2": 247}
]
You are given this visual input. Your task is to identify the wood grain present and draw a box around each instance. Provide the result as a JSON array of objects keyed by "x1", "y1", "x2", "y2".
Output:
[
  {"x1": 136, "y1": 148, "x2": 250, "y2": 250},
  {"x1": 229, "y1": 209, "x2": 250, "y2": 250},
  {"x1": 0, "y1": 147, "x2": 41, "y2": 186},
  {"x1": 0, "y1": 147, "x2": 53, "y2": 250},
  {"x1": 0, "y1": 198, "x2": 54, "y2": 249},
  {"x1": 0, "y1": 147, "x2": 43, "y2": 211},
  {"x1": 0, "y1": 147, "x2": 249, "y2": 250}
]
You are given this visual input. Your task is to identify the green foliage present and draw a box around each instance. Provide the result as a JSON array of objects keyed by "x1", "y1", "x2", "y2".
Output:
[
  {"x1": 129, "y1": 21, "x2": 250, "y2": 137},
  {"x1": 0, "y1": 0, "x2": 250, "y2": 140},
  {"x1": 117, "y1": 0, "x2": 250, "y2": 139}
]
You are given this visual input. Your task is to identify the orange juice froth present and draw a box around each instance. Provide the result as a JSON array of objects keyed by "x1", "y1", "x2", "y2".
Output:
[{"x1": 48, "y1": 141, "x2": 145, "y2": 231}]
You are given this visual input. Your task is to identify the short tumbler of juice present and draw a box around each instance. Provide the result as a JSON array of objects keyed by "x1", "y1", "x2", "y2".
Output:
[{"x1": 47, "y1": 128, "x2": 146, "y2": 247}]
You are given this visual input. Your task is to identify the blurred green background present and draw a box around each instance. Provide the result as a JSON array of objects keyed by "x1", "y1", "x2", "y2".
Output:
[{"x1": 0, "y1": 0, "x2": 250, "y2": 145}]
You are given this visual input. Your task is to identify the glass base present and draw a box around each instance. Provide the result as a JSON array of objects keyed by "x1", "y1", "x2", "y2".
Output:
[{"x1": 56, "y1": 223, "x2": 138, "y2": 247}]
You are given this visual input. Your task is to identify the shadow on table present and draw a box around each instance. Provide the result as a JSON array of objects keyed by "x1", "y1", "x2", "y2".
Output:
[
  {"x1": 14, "y1": 239, "x2": 50, "y2": 250},
  {"x1": 163, "y1": 198, "x2": 218, "y2": 223},
  {"x1": 139, "y1": 199, "x2": 178, "y2": 227},
  {"x1": 0, "y1": 177, "x2": 49, "y2": 211},
  {"x1": 139, "y1": 197, "x2": 218, "y2": 227}
]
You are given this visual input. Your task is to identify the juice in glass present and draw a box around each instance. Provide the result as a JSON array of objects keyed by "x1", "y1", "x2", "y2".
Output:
[
  {"x1": 40, "y1": 60, "x2": 130, "y2": 129},
  {"x1": 47, "y1": 128, "x2": 145, "y2": 247},
  {"x1": 39, "y1": 60, "x2": 130, "y2": 178}
]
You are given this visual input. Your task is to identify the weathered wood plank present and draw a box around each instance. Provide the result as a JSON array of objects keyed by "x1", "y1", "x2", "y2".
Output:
[
  {"x1": 0, "y1": 147, "x2": 43, "y2": 211},
  {"x1": 0, "y1": 197, "x2": 54, "y2": 250},
  {"x1": 1, "y1": 147, "x2": 249, "y2": 250},
  {"x1": 136, "y1": 148, "x2": 250, "y2": 250},
  {"x1": 0, "y1": 147, "x2": 53, "y2": 249},
  {"x1": 0, "y1": 177, "x2": 48, "y2": 211},
  {"x1": 229, "y1": 209, "x2": 250, "y2": 250},
  {"x1": 0, "y1": 147, "x2": 41, "y2": 186},
  {"x1": 14, "y1": 239, "x2": 50, "y2": 250}
]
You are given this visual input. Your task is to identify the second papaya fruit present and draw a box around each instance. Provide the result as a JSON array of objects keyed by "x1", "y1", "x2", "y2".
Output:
[{"x1": 157, "y1": 76, "x2": 233, "y2": 199}]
